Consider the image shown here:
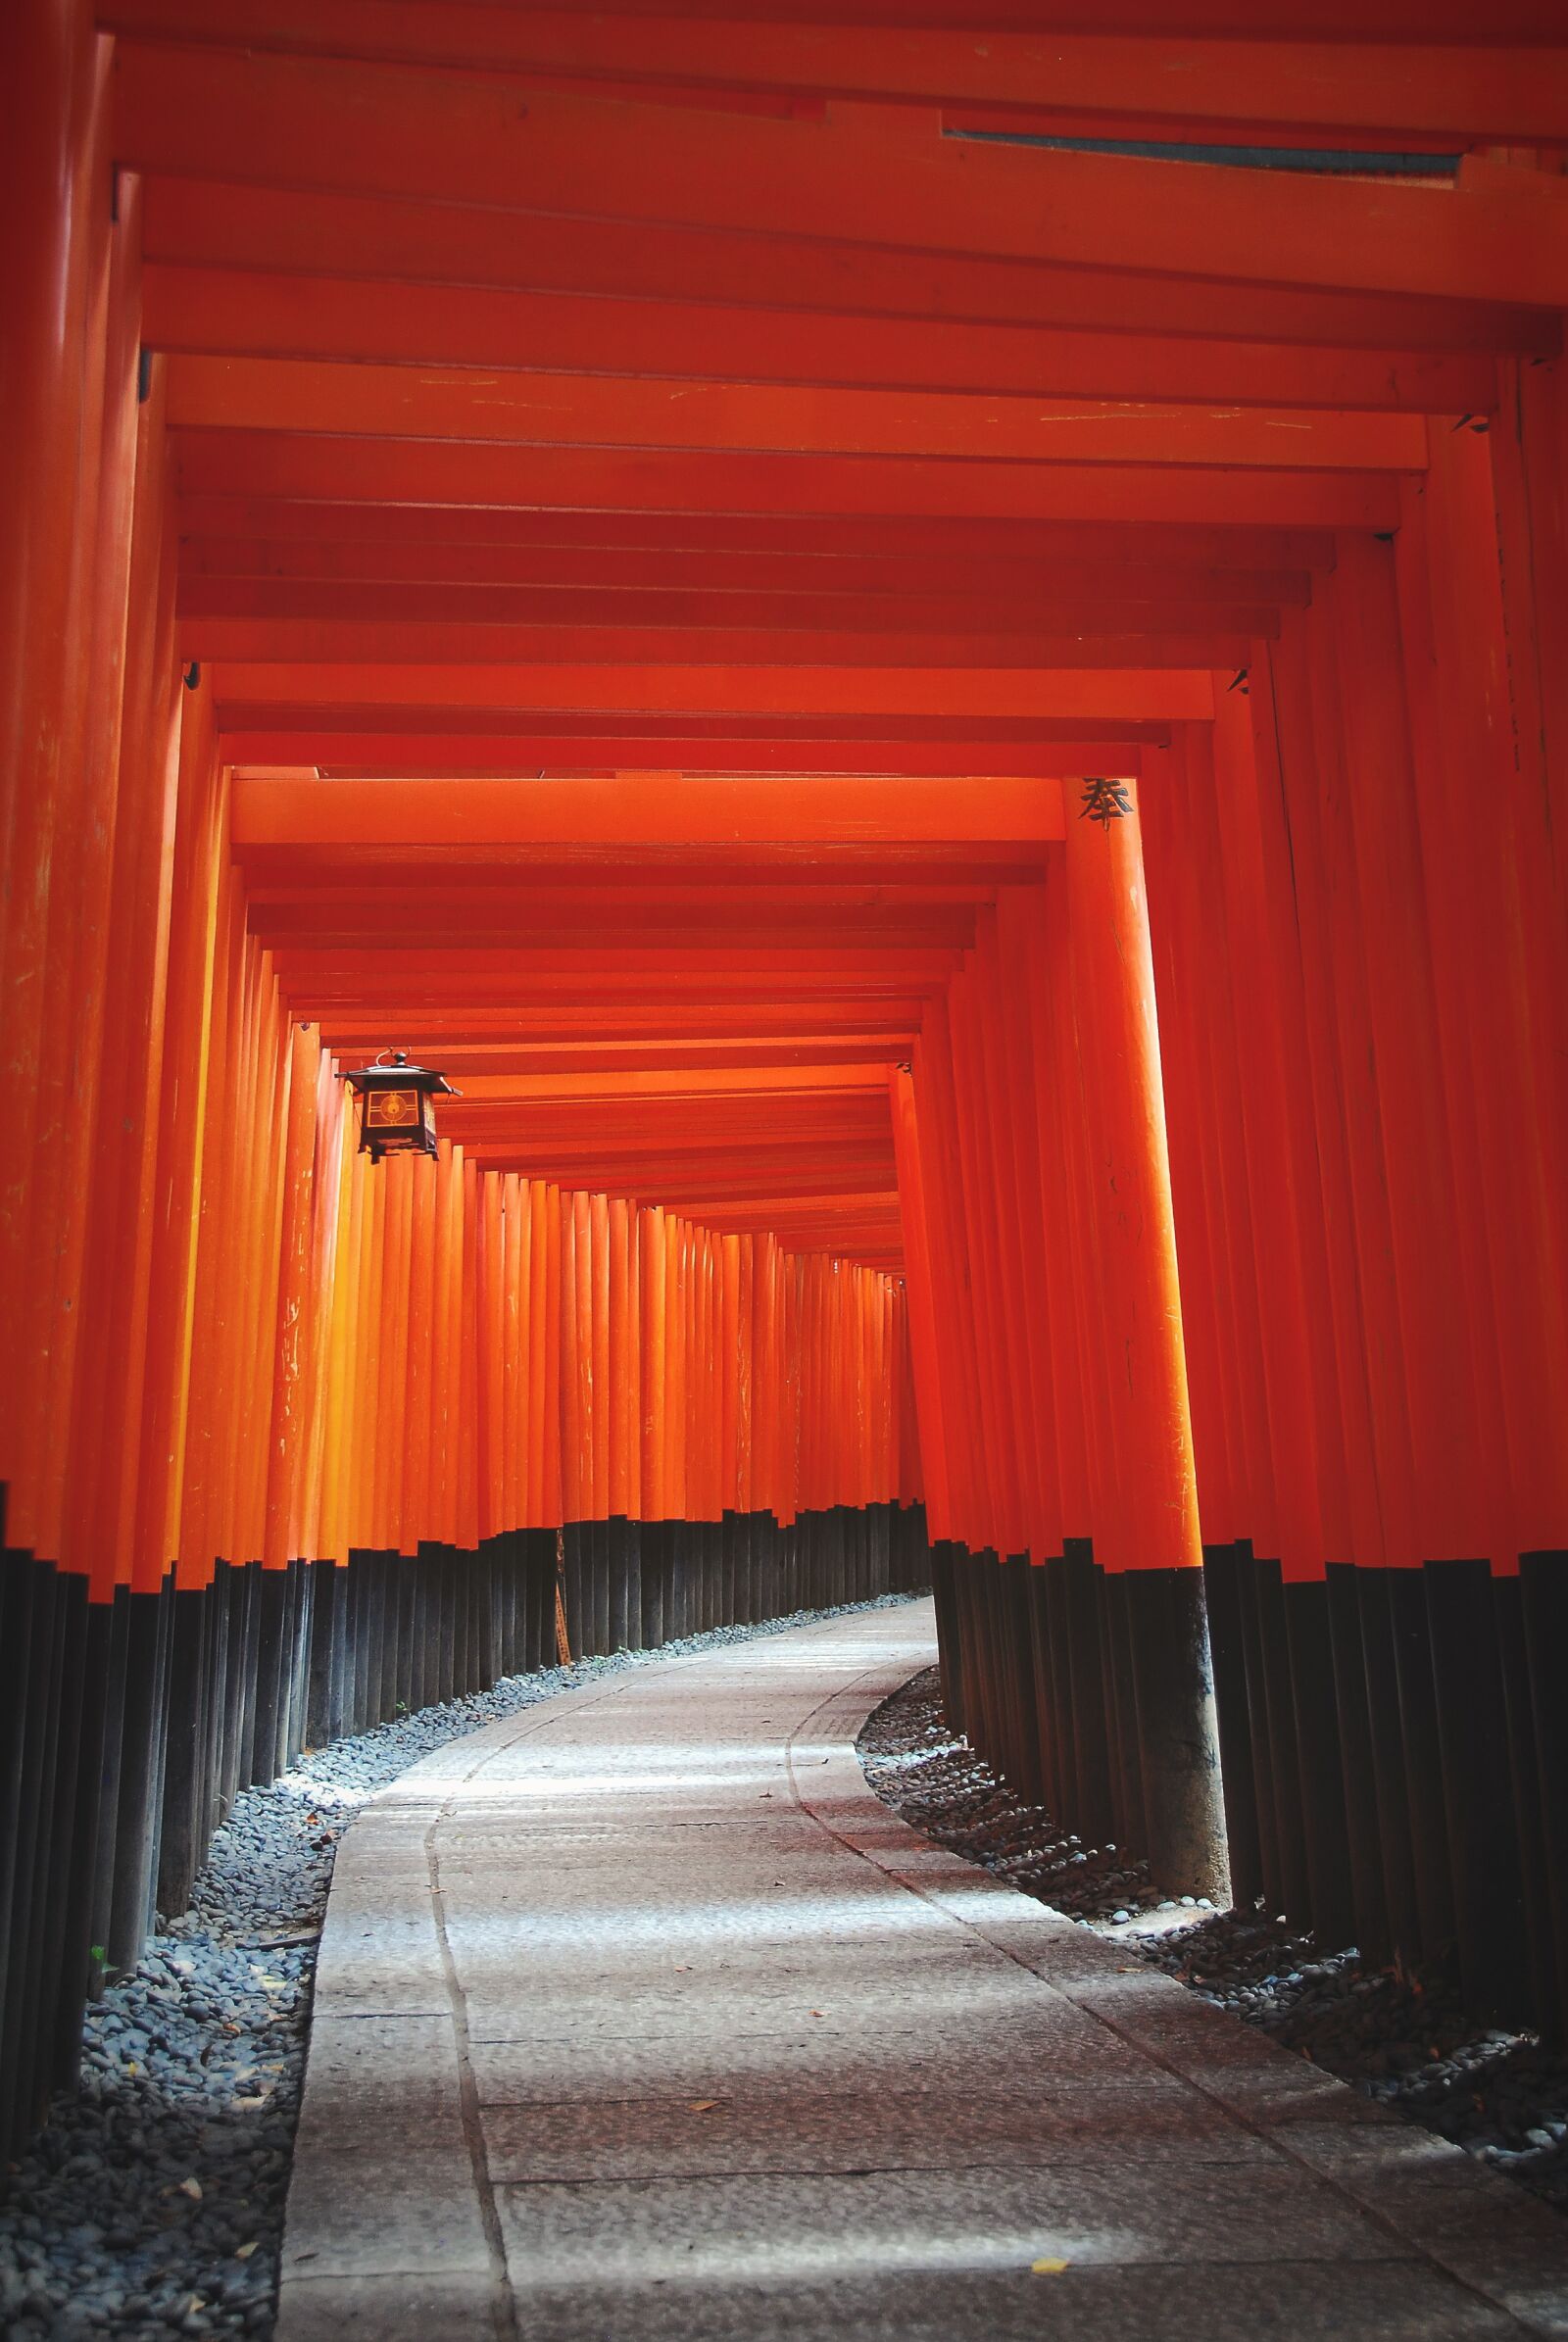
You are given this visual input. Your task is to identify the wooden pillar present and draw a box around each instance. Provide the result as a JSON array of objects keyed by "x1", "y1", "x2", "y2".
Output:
[{"x1": 1061, "y1": 774, "x2": 1228, "y2": 1898}]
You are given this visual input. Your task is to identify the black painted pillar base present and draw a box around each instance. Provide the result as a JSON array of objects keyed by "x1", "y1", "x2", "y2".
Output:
[
  {"x1": 1200, "y1": 1544, "x2": 1258, "y2": 1907},
  {"x1": 1324, "y1": 1560, "x2": 1391, "y2": 1962},
  {"x1": 1425, "y1": 1556, "x2": 1532, "y2": 2024},
  {"x1": 1282, "y1": 1575, "x2": 1356, "y2": 1950},
  {"x1": 87, "y1": 1585, "x2": 131, "y2": 2000},
  {"x1": 1061, "y1": 1540, "x2": 1113, "y2": 1848},
  {"x1": 1123, "y1": 1565, "x2": 1229, "y2": 1903},
  {"x1": 1520, "y1": 1552, "x2": 1568, "y2": 2041},
  {"x1": 157, "y1": 1581, "x2": 213, "y2": 1921},
  {"x1": 248, "y1": 1567, "x2": 289, "y2": 1790},
  {"x1": 1494, "y1": 1570, "x2": 1559, "y2": 2032},
  {"x1": 1255, "y1": 1559, "x2": 1312, "y2": 1924},
  {"x1": 929, "y1": 1544, "x2": 963, "y2": 1740},
  {"x1": 1387, "y1": 1565, "x2": 1458, "y2": 1964},
  {"x1": 108, "y1": 1573, "x2": 172, "y2": 1971}
]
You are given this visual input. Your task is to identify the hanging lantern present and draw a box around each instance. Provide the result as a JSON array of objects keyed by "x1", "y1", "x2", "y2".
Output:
[{"x1": 340, "y1": 1050, "x2": 457, "y2": 1162}]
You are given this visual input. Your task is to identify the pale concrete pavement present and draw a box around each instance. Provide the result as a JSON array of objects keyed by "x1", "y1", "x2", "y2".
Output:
[{"x1": 277, "y1": 1600, "x2": 1568, "y2": 2340}]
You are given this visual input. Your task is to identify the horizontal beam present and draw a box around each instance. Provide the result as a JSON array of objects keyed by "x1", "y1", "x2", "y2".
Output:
[
  {"x1": 309, "y1": 1001, "x2": 927, "y2": 1035},
  {"x1": 272, "y1": 946, "x2": 961, "y2": 974},
  {"x1": 186, "y1": 543, "x2": 1314, "y2": 604},
  {"x1": 309, "y1": 1038, "x2": 913, "y2": 1074},
  {"x1": 185, "y1": 583, "x2": 1283, "y2": 638},
  {"x1": 177, "y1": 498, "x2": 1341, "y2": 568},
  {"x1": 141, "y1": 263, "x2": 1498, "y2": 417},
  {"x1": 243, "y1": 838, "x2": 1038, "y2": 874},
  {"x1": 111, "y1": 42, "x2": 1568, "y2": 307},
  {"x1": 227, "y1": 736, "x2": 1152, "y2": 778},
  {"x1": 441, "y1": 1100, "x2": 896, "y2": 1134},
  {"x1": 141, "y1": 180, "x2": 1555, "y2": 366},
  {"x1": 218, "y1": 711, "x2": 1171, "y2": 746},
  {"x1": 666, "y1": 1193, "x2": 901, "y2": 1224},
  {"x1": 170, "y1": 428, "x2": 1407, "y2": 527},
  {"x1": 440, "y1": 1114, "x2": 897, "y2": 1147},
  {"x1": 164, "y1": 355, "x2": 1427, "y2": 469},
  {"x1": 99, "y1": 5, "x2": 1568, "y2": 144},
  {"x1": 281, "y1": 977, "x2": 951, "y2": 1002},
  {"x1": 425, "y1": 1063, "x2": 896, "y2": 1102},
  {"x1": 232, "y1": 774, "x2": 1070, "y2": 847},
  {"x1": 193, "y1": 621, "x2": 1257, "y2": 669},
  {"x1": 257, "y1": 923, "x2": 979, "y2": 953},
  {"x1": 212, "y1": 662, "x2": 1216, "y2": 720},
  {"x1": 233, "y1": 856, "x2": 1025, "y2": 897},
  {"x1": 449, "y1": 1178, "x2": 900, "y2": 1208}
]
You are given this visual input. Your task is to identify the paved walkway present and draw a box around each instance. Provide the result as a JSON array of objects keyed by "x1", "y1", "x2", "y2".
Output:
[{"x1": 277, "y1": 1601, "x2": 1568, "y2": 2341}]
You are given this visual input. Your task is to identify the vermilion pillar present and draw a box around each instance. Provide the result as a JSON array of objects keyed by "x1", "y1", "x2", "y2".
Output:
[{"x1": 1061, "y1": 773, "x2": 1228, "y2": 1898}]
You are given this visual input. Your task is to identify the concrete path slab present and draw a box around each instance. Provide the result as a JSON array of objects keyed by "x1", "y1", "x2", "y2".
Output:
[{"x1": 277, "y1": 1601, "x2": 1568, "y2": 2341}]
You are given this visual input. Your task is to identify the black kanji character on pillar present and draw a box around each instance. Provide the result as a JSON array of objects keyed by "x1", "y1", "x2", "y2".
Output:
[{"x1": 1081, "y1": 776, "x2": 1133, "y2": 826}]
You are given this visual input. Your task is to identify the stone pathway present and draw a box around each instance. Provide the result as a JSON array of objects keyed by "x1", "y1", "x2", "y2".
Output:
[{"x1": 276, "y1": 1601, "x2": 1568, "y2": 2341}]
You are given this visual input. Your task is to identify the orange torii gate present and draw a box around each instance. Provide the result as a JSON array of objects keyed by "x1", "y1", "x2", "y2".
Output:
[{"x1": 2, "y1": 0, "x2": 1566, "y2": 2162}]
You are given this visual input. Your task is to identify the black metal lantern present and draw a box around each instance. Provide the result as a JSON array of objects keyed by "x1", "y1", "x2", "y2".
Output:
[{"x1": 340, "y1": 1050, "x2": 457, "y2": 1163}]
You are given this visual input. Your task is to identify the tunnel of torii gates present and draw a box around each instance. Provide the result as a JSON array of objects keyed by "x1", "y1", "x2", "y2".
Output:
[{"x1": 2, "y1": 0, "x2": 1567, "y2": 2167}]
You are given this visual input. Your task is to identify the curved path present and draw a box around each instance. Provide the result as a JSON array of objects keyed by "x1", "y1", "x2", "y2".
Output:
[{"x1": 278, "y1": 1601, "x2": 1568, "y2": 2341}]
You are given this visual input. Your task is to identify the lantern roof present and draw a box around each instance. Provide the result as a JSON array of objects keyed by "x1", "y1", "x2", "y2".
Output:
[{"x1": 339, "y1": 1051, "x2": 458, "y2": 1097}]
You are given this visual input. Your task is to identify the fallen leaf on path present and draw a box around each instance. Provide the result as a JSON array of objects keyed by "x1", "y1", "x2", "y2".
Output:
[{"x1": 1031, "y1": 2258, "x2": 1070, "y2": 2275}]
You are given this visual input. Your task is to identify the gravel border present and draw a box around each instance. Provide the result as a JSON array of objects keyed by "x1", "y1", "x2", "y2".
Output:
[
  {"x1": 859, "y1": 1665, "x2": 1568, "y2": 2213},
  {"x1": 0, "y1": 1592, "x2": 922, "y2": 2341}
]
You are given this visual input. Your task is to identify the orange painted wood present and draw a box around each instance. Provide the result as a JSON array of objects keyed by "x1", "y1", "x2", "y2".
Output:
[
  {"x1": 169, "y1": 426, "x2": 1405, "y2": 533},
  {"x1": 232, "y1": 775, "x2": 1068, "y2": 850},
  {"x1": 590, "y1": 1190, "x2": 611, "y2": 1519},
  {"x1": 140, "y1": 261, "x2": 1497, "y2": 417},
  {"x1": 1278, "y1": 609, "x2": 1416, "y2": 1568},
  {"x1": 0, "y1": 22, "x2": 111, "y2": 1531},
  {"x1": 7, "y1": 0, "x2": 1562, "y2": 1680},
  {"x1": 1143, "y1": 735, "x2": 1272, "y2": 1558},
  {"x1": 1407, "y1": 441, "x2": 1568, "y2": 1561},
  {"x1": 1013, "y1": 871, "x2": 1090, "y2": 1543},
  {"x1": 188, "y1": 618, "x2": 1261, "y2": 669},
  {"x1": 139, "y1": 177, "x2": 1551, "y2": 370},
  {"x1": 1061, "y1": 776, "x2": 1202, "y2": 1573},
  {"x1": 25, "y1": 160, "x2": 145, "y2": 1567},
  {"x1": 111, "y1": 41, "x2": 1568, "y2": 307},
  {"x1": 165, "y1": 355, "x2": 1428, "y2": 475},
  {"x1": 101, "y1": 2, "x2": 1568, "y2": 145},
  {"x1": 1331, "y1": 540, "x2": 1490, "y2": 1565},
  {"x1": 220, "y1": 734, "x2": 1164, "y2": 781},
  {"x1": 134, "y1": 687, "x2": 225, "y2": 1586},
  {"x1": 211, "y1": 660, "x2": 1216, "y2": 720}
]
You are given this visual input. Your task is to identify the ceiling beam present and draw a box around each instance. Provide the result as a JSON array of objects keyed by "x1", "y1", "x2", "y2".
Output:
[
  {"x1": 169, "y1": 426, "x2": 1407, "y2": 529},
  {"x1": 97, "y1": 4, "x2": 1568, "y2": 145},
  {"x1": 140, "y1": 181, "x2": 1551, "y2": 371},
  {"x1": 211, "y1": 663, "x2": 1217, "y2": 720},
  {"x1": 165, "y1": 355, "x2": 1427, "y2": 469},
  {"x1": 232, "y1": 774, "x2": 1071, "y2": 848},
  {"x1": 142, "y1": 264, "x2": 1498, "y2": 416},
  {"x1": 111, "y1": 41, "x2": 1568, "y2": 307},
  {"x1": 222, "y1": 734, "x2": 1155, "y2": 778},
  {"x1": 191, "y1": 620, "x2": 1258, "y2": 669}
]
